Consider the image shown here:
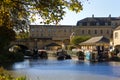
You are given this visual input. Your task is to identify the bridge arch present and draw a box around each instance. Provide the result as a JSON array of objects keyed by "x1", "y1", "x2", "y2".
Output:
[
  {"x1": 9, "y1": 44, "x2": 29, "y2": 52},
  {"x1": 17, "y1": 44, "x2": 28, "y2": 50}
]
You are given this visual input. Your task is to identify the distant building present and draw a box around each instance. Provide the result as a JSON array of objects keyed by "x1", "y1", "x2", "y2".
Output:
[
  {"x1": 113, "y1": 26, "x2": 120, "y2": 50},
  {"x1": 29, "y1": 15, "x2": 120, "y2": 46},
  {"x1": 79, "y1": 36, "x2": 110, "y2": 50},
  {"x1": 76, "y1": 15, "x2": 120, "y2": 38},
  {"x1": 29, "y1": 25, "x2": 74, "y2": 41}
]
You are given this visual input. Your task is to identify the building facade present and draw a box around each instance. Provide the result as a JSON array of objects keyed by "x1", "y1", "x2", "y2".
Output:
[
  {"x1": 29, "y1": 15, "x2": 120, "y2": 48},
  {"x1": 113, "y1": 26, "x2": 120, "y2": 50}
]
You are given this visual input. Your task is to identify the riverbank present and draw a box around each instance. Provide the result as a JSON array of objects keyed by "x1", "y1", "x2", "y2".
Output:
[{"x1": 10, "y1": 69, "x2": 120, "y2": 80}]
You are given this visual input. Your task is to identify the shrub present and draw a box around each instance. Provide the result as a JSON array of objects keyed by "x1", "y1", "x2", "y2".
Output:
[{"x1": 0, "y1": 67, "x2": 26, "y2": 80}]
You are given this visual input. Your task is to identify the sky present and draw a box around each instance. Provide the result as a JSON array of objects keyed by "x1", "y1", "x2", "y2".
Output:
[
  {"x1": 32, "y1": 0, "x2": 120, "y2": 25},
  {"x1": 59, "y1": 0, "x2": 120, "y2": 25}
]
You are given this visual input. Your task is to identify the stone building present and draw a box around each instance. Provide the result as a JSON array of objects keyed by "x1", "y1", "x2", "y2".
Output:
[
  {"x1": 29, "y1": 15, "x2": 120, "y2": 48},
  {"x1": 113, "y1": 26, "x2": 120, "y2": 50},
  {"x1": 29, "y1": 25, "x2": 73, "y2": 48},
  {"x1": 76, "y1": 15, "x2": 120, "y2": 38}
]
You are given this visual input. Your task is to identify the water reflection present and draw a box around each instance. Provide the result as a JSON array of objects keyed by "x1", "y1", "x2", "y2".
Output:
[
  {"x1": 2, "y1": 59, "x2": 120, "y2": 80},
  {"x1": 13, "y1": 60, "x2": 30, "y2": 69}
]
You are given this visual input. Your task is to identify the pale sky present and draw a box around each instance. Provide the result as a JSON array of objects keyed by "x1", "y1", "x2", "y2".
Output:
[
  {"x1": 32, "y1": 0, "x2": 120, "y2": 25},
  {"x1": 60, "y1": 0, "x2": 120, "y2": 25}
]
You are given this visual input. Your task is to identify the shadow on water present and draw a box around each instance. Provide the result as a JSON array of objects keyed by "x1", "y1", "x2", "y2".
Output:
[{"x1": 1, "y1": 59, "x2": 120, "y2": 78}]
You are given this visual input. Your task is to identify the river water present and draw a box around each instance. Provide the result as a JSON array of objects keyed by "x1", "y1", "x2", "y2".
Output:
[{"x1": 3, "y1": 58, "x2": 120, "y2": 80}]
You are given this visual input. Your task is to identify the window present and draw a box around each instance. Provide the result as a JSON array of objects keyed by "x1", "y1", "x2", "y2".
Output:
[
  {"x1": 31, "y1": 28, "x2": 34, "y2": 32},
  {"x1": 115, "y1": 32, "x2": 118, "y2": 39},
  {"x1": 82, "y1": 22, "x2": 87, "y2": 26},
  {"x1": 100, "y1": 30, "x2": 103, "y2": 34},
  {"x1": 78, "y1": 22, "x2": 82, "y2": 26},
  {"x1": 82, "y1": 30, "x2": 84, "y2": 34},
  {"x1": 99, "y1": 22, "x2": 105, "y2": 26},
  {"x1": 90, "y1": 22, "x2": 96, "y2": 26},
  {"x1": 105, "y1": 23, "x2": 108, "y2": 26},
  {"x1": 64, "y1": 29, "x2": 66, "y2": 32},
  {"x1": 48, "y1": 29, "x2": 51, "y2": 32},
  {"x1": 108, "y1": 22, "x2": 111, "y2": 26},
  {"x1": 94, "y1": 30, "x2": 97, "y2": 34},
  {"x1": 88, "y1": 30, "x2": 91, "y2": 34},
  {"x1": 87, "y1": 23, "x2": 90, "y2": 26},
  {"x1": 106, "y1": 30, "x2": 109, "y2": 34},
  {"x1": 96, "y1": 22, "x2": 99, "y2": 26}
]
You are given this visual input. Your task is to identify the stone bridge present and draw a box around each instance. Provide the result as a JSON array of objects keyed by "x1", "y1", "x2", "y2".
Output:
[{"x1": 10, "y1": 39, "x2": 66, "y2": 50}]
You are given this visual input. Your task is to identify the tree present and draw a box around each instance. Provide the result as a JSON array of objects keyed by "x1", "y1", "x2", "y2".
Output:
[
  {"x1": 0, "y1": 0, "x2": 83, "y2": 31},
  {"x1": 0, "y1": 0, "x2": 85, "y2": 52},
  {"x1": 0, "y1": 26, "x2": 16, "y2": 53},
  {"x1": 16, "y1": 31, "x2": 29, "y2": 39},
  {"x1": 70, "y1": 36, "x2": 91, "y2": 45}
]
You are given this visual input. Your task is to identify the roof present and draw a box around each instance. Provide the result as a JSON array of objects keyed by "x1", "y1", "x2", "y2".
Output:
[
  {"x1": 79, "y1": 36, "x2": 110, "y2": 45},
  {"x1": 78, "y1": 17, "x2": 120, "y2": 22},
  {"x1": 76, "y1": 17, "x2": 120, "y2": 26},
  {"x1": 30, "y1": 25, "x2": 76, "y2": 28},
  {"x1": 114, "y1": 26, "x2": 120, "y2": 30}
]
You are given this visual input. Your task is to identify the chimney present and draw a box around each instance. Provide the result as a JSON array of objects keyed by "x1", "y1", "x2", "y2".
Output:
[
  {"x1": 92, "y1": 14, "x2": 94, "y2": 18},
  {"x1": 109, "y1": 14, "x2": 111, "y2": 18}
]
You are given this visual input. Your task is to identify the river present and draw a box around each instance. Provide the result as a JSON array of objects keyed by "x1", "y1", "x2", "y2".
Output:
[{"x1": 2, "y1": 58, "x2": 120, "y2": 80}]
